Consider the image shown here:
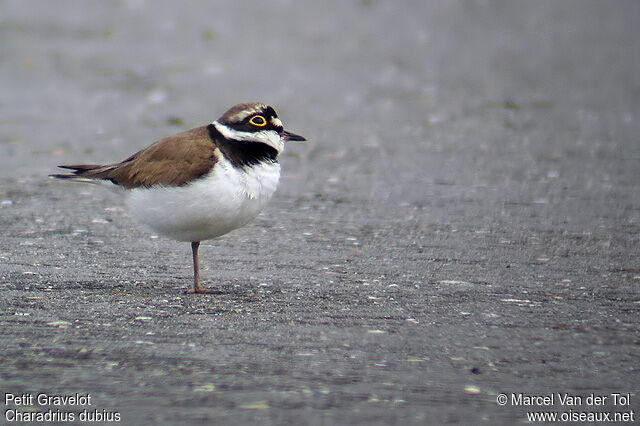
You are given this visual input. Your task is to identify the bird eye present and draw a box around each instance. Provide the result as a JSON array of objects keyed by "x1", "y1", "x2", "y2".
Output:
[{"x1": 249, "y1": 115, "x2": 267, "y2": 127}]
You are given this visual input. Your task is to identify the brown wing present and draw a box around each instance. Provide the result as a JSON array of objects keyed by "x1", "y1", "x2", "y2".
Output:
[{"x1": 54, "y1": 126, "x2": 218, "y2": 189}]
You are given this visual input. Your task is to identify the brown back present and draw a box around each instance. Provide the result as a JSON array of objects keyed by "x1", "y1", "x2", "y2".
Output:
[{"x1": 101, "y1": 126, "x2": 217, "y2": 188}]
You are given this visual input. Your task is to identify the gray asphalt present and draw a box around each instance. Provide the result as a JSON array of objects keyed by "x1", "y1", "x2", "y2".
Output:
[{"x1": 1, "y1": 1, "x2": 639, "y2": 425}]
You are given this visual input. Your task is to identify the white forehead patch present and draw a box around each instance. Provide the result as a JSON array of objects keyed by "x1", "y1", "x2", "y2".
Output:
[{"x1": 270, "y1": 117, "x2": 283, "y2": 128}]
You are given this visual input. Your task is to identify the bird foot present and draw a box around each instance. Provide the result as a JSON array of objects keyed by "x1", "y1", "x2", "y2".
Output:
[{"x1": 186, "y1": 287, "x2": 221, "y2": 295}]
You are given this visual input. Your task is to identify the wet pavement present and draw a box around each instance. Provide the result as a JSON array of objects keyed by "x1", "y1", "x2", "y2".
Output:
[{"x1": 1, "y1": 1, "x2": 639, "y2": 424}]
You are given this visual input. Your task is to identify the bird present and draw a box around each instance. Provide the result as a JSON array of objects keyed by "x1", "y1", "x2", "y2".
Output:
[{"x1": 50, "y1": 102, "x2": 306, "y2": 294}]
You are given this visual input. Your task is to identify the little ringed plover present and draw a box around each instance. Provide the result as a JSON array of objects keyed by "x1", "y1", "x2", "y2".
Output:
[{"x1": 51, "y1": 102, "x2": 306, "y2": 294}]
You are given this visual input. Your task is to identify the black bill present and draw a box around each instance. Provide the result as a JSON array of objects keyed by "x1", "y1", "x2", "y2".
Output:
[{"x1": 281, "y1": 130, "x2": 306, "y2": 142}]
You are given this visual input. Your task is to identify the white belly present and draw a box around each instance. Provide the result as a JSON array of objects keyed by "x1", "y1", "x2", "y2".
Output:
[{"x1": 125, "y1": 161, "x2": 281, "y2": 242}]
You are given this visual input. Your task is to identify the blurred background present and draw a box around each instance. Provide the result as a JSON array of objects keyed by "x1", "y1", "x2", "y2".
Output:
[{"x1": 1, "y1": 1, "x2": 638, "y2": 211}]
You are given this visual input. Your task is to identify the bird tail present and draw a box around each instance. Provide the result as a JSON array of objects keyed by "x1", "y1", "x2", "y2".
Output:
[{"x1": 49, "y1": 164, "x2": 117, "y2": 183}]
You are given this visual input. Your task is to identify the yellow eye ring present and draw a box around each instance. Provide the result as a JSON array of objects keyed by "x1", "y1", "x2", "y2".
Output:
[{"x1": 249, "y1": 115, "x2": 267, "y2": 127}]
